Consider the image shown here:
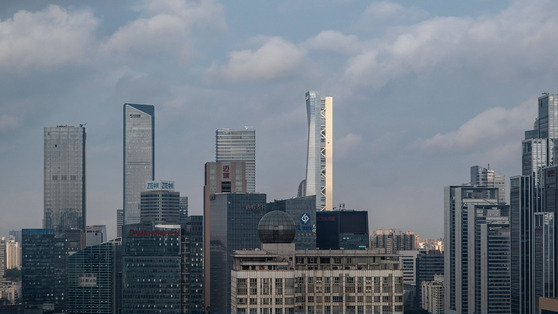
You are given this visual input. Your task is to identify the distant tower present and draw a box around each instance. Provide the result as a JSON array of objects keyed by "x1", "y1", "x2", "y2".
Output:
[
  {"x1": 44, "y1": 125, "x2": 86, "y2": 233},
  {"x1": 216, "y1": 128, "x2": 256, "y2": 192},
  {"x1": 470, "y1": 165, "x2": 506, "y2": 203},
  {"x1": 203, "y1": 161, "x2": 247, "y2": 310},
  {"x1": 303, "y1": 91, "x2": 333, "y2": 211},
  {"x1": 123, "y1": 103, "x2": 154, "y2": 225},
  {"x1": 140, "y1": 180, "x2": 180, "y2": 224}
]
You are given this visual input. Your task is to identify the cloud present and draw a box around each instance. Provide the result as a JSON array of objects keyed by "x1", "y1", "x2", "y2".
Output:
[
  {"x1": 357, "y1": 1, "x2": 429, "y2": 30},
  {"x1": 0, "y1": 5, "x2": 98, "y2": 72},
  {"x1": 344, "y1": 0, "x2": 558, "y2": 89},
  {"x1": 305, "y1": 30, "x2": 360, "y2": 55},
  {"x1": 102, "y1": 0, "x2": 226, "y2": 57},
  {"x1": 206, "y1": 37, "x2": 306, "y2": 81},
  {"x1": 418, "y1": 99, "x2": 534, "y2": 152}
]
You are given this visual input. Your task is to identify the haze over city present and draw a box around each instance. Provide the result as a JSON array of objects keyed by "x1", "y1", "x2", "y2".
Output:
[{"x1": 1, "y1": 0, "x2": 557, "y2": 239}]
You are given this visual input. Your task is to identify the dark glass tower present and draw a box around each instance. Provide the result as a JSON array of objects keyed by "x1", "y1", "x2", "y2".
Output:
[
  {"x1": 121, "y1": 223, "x2": 182, "y2": 313},
  {"x1": 66, "y1": 240, "x2": 121, "y2": 313},
  {"x1": 209, "y1": 193, "x2": 267, "y2": 313},
  {"x1": 21, "y1": 229, "x2": 65, "y2": 312},
  {"x1": 316, "y1": 210, "x2": 369, "y2": 250}
]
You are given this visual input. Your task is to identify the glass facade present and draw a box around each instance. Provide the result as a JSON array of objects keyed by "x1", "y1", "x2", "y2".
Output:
[
  {"x1": 267, "y1": 196, "x2": 317, "y2": 249},
  {"x1": 44, "y1": 125, "x2": 86, "y2": 233},
  {"x1": 316, "y1": 210, "x2": 369, "y2": 250},
  {"x1": 21, "y1": 229, "x2": 65, "y2": 312},
  {"x1": 304, "y1": 91, "x2": 333, "y2": 211},
  {"x1": 181, "y1": 215, "x2": 204, "y2": 313},
  {"x1": 216, "y1": 128, "x2": 256, "y2": 192},
  {"x1": 66, "y1": 241, "x2": 121, "y2": 313},
  {"x1": 209, "y1": 193, "x2": 267, "y2": 313},
  {"x1": 121, "y1": 223, "x2": 181, "y2": 313},
  {"x1": 123, "y1": 104, "x2": 154, "y2": 225}
]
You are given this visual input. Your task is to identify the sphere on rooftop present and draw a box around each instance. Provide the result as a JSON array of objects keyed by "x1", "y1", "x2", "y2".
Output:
[{"x1": 258, "y1": 210, "x2": 296, "y2": 244}]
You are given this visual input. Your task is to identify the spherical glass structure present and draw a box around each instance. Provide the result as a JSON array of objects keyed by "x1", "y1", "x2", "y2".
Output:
[{"x1": 258, "y1": 210, "x2": 296, "y2": 243}]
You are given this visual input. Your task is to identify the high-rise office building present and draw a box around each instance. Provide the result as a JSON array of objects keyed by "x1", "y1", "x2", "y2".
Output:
[
  {"x1": 303, "y1": 91, "x2": 333, "y2": 211},
  {"x1": 121, "y1": 223, "x2": 182, "y2": 313},
  {"x1": 444, "y1": 186, "x2": 510, "y2": 313},
  {"x1": 208, "y1": 193, "x2": 267, "y2": 313},
  {"x1": 21, "y1": 229, "x2": 65, "y2": 312},
  {"x1": 470, "y1": 165, "x2": 506, "y2": 203},
  {"x1": 316, "y1": 210, "x2": 369, "y2": 250},
  {"x1": 510, "y1": 93, "x2": 558, "y2": 314},
  {"x1": 123, "y1": 103, "x2": 154, "y2": 225},
  {"x1": 203, "y1": 161, "x2": 246, "y2": 309},
  {"x1": 66, "y1": 240, "x2": 121, "y2": 314},
  {"x1": 44, "y1": 125, "x2": 86, "y2": 233},
  {"x1": 181, "y1": 215, "x2": 204, "y2": 313},
  {"x1": 85, "y1": 225, "x2": 107, "y2": 247},
  {"x1": 267, "y1": 195, "x2": 317, "y2": 250},
  {"x1": 140, "y1": 180, "x2": 180, "y2": 224},
  {"x1": 415, "y1": 250, "x2": 444, "y2": 307},
  {"x1": 216, "y1": 128, "x2": 255, "y2": 192}
]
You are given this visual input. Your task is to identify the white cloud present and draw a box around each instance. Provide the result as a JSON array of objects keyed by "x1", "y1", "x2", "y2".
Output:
[
  {"x1": 344, "y1": 0, "x2": 558, "y2": 88},
  {"x1": 102, "y1": 0, "x2": 226, "y2": 57},
  {"x1": 206, "y1": 37, "x2": 306, "y2": 81},
  {"x1": 305, "y1": 30, "x2": 360, "y2": 55},
  {"x1": 418, "y1": 99, "x2": 534, "y2": 152},
  {"x1": 357, "y1": 1, "x2": 429, "y2": 30},
  {"x1": 0, "y1": 5, "x2": 98, "y2": 72}
]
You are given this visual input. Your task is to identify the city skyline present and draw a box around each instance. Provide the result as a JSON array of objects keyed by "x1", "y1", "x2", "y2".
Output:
[{"x1": 3, "y1": 1, "x2": 558, "y2": 239}]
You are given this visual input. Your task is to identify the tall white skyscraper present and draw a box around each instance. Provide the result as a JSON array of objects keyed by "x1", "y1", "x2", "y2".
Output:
[
  {"x1": 216, "y1": 128, "x2": 255, "y2": 192},
  {"x1": 303, "y1": 91, "x2": 333, "y2": 211},
  {"x1": 123, "y1": 103, "x2": 154, "y2": 225},
  {"x1": 44, "y1": 125, "x2": 86, "y2": 233}
]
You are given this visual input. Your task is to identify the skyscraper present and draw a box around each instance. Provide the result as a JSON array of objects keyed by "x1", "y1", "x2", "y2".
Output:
[
  {"x1": 44, "y1": 125, "x2": 86, "y2": 233},
  {"x1": 510, "y1": 93, "x2": 558, "y2": 314},
  {"x1": 470, "y1": 165, "x2": 506, "y2": 203},
  {"x1": 208, "y1": 193, "x2": 267, "y2": 312},
  {"x1": 123, "y1": 103, "x2": 154, "y2": 225},
  {"x1": 303, "y1": 91, "x2": 333, "y2": 211},
  {"x1": 140, "y1": 180, "x2": 180, "y2": 224},
  {"x1": 216, "y1": 128, "x2": 255, "y2": 192},
  {"x1": 203, "y1": 161, "x2": 246, "y2": 309},
  {"x1": 444, "y1": 185, "x2": 511, "y2": 313}
]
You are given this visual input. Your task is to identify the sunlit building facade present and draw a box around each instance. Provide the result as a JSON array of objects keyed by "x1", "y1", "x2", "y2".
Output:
[{"x1": 303, "y1": 91, "x2": 333, "y2": 211}]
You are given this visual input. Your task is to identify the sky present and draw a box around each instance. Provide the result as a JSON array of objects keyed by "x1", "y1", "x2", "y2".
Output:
[{"x1": 1, "y1": 0, "x2": 558, "y2": 239}]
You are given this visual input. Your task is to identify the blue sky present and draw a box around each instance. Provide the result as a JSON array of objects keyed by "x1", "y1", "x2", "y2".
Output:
[{"x1": 0, "y1": 0, "x2": 556, "y2": 239}]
